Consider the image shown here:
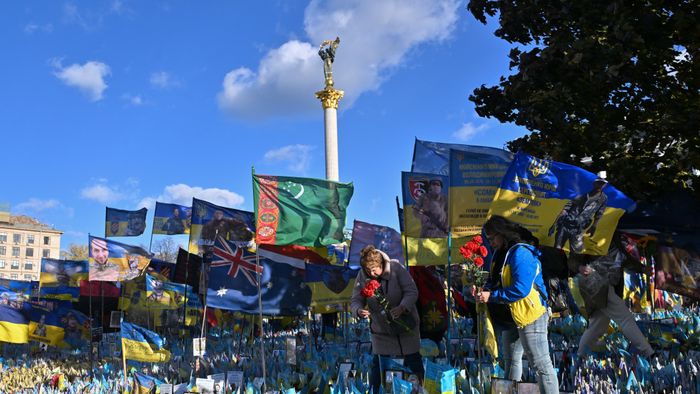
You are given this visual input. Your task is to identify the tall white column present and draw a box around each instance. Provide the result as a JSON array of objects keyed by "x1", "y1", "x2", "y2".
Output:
[{"x1": 315, "y1": 87, "x2": 344, "y2": 182}]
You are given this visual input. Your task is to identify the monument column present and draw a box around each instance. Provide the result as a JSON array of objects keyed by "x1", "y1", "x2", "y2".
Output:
[{"x1": 316, "y1": 37, "x2": 343, "y2": 182}]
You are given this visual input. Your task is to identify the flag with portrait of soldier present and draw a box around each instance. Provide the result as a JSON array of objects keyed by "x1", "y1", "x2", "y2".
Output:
[
  {"x1": 88, "y1": 236, "x2": 152, "y2": 282},
  {"x1": 488, "y1": 152, "x2": 635, "y2": 255},
  {"x1": 401, "y1": 172, "x2": 465, "y2": 266},
  {"x1": 39, "y1": 258, "x2": 88, "y2": 301},
  {"x1": 105, "y1": 207, "x2": 147, "y2": 237},
  {"x1": 188, "y1": 198, "x2": 255, "y2": 255},
  {"x1": 153, "y1": 202, "x2": 191, "y2": 235}
]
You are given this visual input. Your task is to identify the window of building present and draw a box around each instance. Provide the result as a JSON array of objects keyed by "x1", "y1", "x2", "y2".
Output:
[
  {"x1": 12, "y1": 247, "x2": 20, "y2": 257},
  {"x1": 0, "y1": 273, "x2": 4, "y2": 278},
  {"x1": 11, "y1": 260, "x2": 19, "y2": 269},
  {"x1": 13, "y1": 234, "x2": 22, "y2": 244},
  {"x1": 24, "y1": 274, "x2": 33, "y2": 281},
  {"x1": 10, "y1": 274, "x2": 17, "y2": 280},
  {"x1": 0, "y1": 260, "x2": 4, "y2": 268},
  {"x1": 27, "y1": 234, "x2": 34, "y2": 244},
  {"x1": 24, "y1": 262, "x2": 33, "y2": 270},
  {"x1": 25, "y1": 247, "x2": 34, "y2": 258},
  {"x1": 43, "y1": 236, "x2": 51, "y2": 245},
  {"x1": 42, "y1": 249, "x2": 51, "y2": 258},
  {"x1": 0, "y1": 233, "x2": 6, "y2": 243},
  {"x1": 0, "y1": 246, "x2": 5, "y2": 255}
]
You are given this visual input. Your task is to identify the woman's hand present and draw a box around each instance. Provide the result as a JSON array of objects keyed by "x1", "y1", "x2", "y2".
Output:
[
  {"x1": 358, "y1": 309, "x2": 370, "y2": 318},
  {"x1": 470, "y1": 285, "x2": 477, "y2": 297},
  {"x1": 476, "y1": 290, "x2": 490, "y2": 303},
  {"x1": 390, "y1": 305, "x2": 406, "y2": 319}
]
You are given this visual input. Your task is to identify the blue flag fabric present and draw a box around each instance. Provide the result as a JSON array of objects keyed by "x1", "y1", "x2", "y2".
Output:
[
  {"x1": 153, "y1": 202, "x2": 192, "y2": 235},
  {"x1": 189, "y1": 198, "x2": 255, "y2": 254},
  {"x1": 411, "y1": 138, "x2": 513, "y2": 176},
  {"x1": 0, "y1": 280, "x2": 35, "y2": 344},
  {"x1": 348, "y1": 220, "x2": 404, "y2": 267},
  {"x1": 105, "y1": 207, "x2": 148, "y2": 237},
  {"x1": 205, "y1": 237, "x2": 311, "y2": 315},
  {"x1": 39, "y1": 258, "x2": 88, "y2": 301},
  {"x1": 489, "y1": 152, "x2": 636, "y2": 255}
]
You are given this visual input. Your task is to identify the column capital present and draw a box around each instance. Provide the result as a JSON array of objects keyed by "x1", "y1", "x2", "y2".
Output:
[{"x1": 315, "y1": 87, "x2": 344, "y2": 109}]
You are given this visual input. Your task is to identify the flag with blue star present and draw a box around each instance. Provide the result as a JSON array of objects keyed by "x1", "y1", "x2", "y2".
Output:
[{"x1": 205, "y1": 236, "x2": 312, "y2": 315}]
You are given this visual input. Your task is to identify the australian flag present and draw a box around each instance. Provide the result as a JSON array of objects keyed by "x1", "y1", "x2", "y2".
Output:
[{"x1": 205, "y1": 237, "x2": 311, "y2": 315}]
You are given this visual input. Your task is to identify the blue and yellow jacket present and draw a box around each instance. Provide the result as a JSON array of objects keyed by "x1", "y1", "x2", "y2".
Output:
[{"x1": 490, "y1": 243, "x2": 549, "y2": 328}]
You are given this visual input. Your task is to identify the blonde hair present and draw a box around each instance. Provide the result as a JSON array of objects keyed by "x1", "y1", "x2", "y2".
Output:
[{"x1": 360, "y1": 245, "x2": 383, "y2": 270}]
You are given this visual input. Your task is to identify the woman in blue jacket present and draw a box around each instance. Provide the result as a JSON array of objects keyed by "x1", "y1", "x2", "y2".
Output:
[{"x1": 476, "y1": 216, "x2": 559, "y2": 394}]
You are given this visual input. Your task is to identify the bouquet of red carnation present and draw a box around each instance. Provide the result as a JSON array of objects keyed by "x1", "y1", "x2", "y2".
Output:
[
  {"x1": 458, "y1": 235, "x2": 490, "y2": 288},
  {"x1": 361, "y1": 279, "x2": 415, "y2": 335}
]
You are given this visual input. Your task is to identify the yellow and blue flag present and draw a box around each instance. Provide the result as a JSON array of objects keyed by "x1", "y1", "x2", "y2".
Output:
[
  {"x1": 0, "y1": 280, "x2": 34, "y2": 344},
  {"x1": 401, "y1": 172, "x2": 467, "y2": 265},
  {"x1": 27, "y1": 300, "x2": 83, "y2": 347},
  {"x1": 448, "y1": 148, "x2": 511, "y2": 236},
  {"x1": 304, "y1": 263, "x2": 358, "y2": 309},
  {"x1": 132, "y1": 371, "x2": 163, "y2": 394},
  {"x1": 411, "y1": 138, "x2": 513, "y2": 176},
  {"x1": 39, "y1": 258, "x2": 87, "y2": 301},
  {"x1": 347, "y1": 220, "x2": 403, "y2": 266},
  {"x1": 105, "y1": 207, "x2": 148, "y2": 237},
  {"x1": 488, "y1": 152, "x2": 635, "y2": 255},
  {"x1": 153, "y1": 202, "x2": 191, "y2": 235},
  {"x1": 145, "y1": 273, "x2": 201, "y2": 310},
  {"x1": 89, "y1": 236, "x2": 152, "y2": 282},
  {"x1": 121, "y1": 320, "x2": 171, "y2": 362},
  {"x1": 189, "y1": 198, "x2": 255, "y2": 255}
]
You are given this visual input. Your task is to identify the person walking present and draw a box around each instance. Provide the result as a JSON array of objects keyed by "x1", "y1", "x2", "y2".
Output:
[{"x1": 476, "y1": 216, "x2": 559, "y2": 394}]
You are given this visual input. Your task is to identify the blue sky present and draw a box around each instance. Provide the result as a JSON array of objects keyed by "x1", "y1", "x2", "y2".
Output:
[{"x1": 1, "y1": 0, "x2": 528, "y2": 251}]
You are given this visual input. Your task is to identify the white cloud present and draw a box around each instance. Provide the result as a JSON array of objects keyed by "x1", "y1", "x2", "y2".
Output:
[
  {"x1": 52, "y1": 60, "x2": 111, "y2": 101},
  {"x1": 122, "y1": 94, "x2": 144, "y2": 105},
  {"x1": 137, "y1": 184, "x2": 245, "y2": 210},
  {"x1": 24, "y1": 23, "x2": 53, "y2": 34},
  {"x1": 218, "y1": 0, "x2": 460, "y2": 119},
  {"x1": 452, "y1": 122, "x2": 489, "y2": 141},
  {"x1": 14, "y1": 198, "x2": 61, "y2": 212},
  {"x1": 150, "y1": 71, "x2": 178, "y2": 88},
  {"x1": 264, "y1": 144, "x2": 315, "y2": 173},
  {"x1": 81, "y1": 184, "x2": 124, "y2": 204}
]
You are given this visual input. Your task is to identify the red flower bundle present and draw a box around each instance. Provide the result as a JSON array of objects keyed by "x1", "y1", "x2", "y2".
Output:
[
  {"x1": 458, "y1": 235, "x2": 490, "y2": 287},
  {"x1": 361, "y1": 279, "x2": 381, "y2": 297}
]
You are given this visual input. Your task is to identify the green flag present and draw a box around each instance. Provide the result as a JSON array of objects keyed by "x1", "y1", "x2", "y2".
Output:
[{"x1": 253, "y1": 174, "x2": 353, "y2": 246}]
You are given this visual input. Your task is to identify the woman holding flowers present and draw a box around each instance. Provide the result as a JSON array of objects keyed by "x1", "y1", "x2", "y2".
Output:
[
  {"x1": 475, "y1": 216, "x2": 559, "y2": 394},
  {"x1": 351, "y1": 245, "x2": 423, "y2": 393}
]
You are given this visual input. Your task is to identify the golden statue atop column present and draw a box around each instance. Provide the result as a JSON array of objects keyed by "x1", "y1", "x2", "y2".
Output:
[
  {"x1": 316, "y1": 37, "x2": 344, "y2": 109},
  {"x1": 315, "y1": 37, "x2": 344, "y2": 182}
]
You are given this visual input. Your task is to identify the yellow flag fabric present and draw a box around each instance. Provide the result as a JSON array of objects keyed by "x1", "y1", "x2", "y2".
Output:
[{"x1": 477, "y1": 303, "x2": 498, "y2": 359}]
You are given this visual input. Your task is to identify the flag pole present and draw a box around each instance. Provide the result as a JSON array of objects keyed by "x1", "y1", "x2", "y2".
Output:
[
  {"x1": 120, "y1": 318, "x2": 128, "y2": 392},
  {"x1": 395, "y1": 197, "x2": 409, "y2": 267},
  {"x1": 446, "y1": 228, "x2": 453, "y2": 363},
  {"x1": 255, "y1": 247, "x2": 267, "y2": 392},
  {"x1": 252, "y1": 165, "x2": 267, "y2": 391}
]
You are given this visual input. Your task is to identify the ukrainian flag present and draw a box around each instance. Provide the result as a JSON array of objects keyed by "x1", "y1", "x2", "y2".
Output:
[
  {"x1": 28, "y1": 301, "x2": 69, "y2": 346},
  {"x1": 0, "y1": 305, "x2": 29, "y2": 344},
  {"x1": 121, "y1": 321, "x2": 171, "y2": 362},
  {"x1": 0, "y1": 280, "x2": 33, "y2": 344},
  {"x1": 133, "y1": 371, "x2": 162, "y2": 394}
]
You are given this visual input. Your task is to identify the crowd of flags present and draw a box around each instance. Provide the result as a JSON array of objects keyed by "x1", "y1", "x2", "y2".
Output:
[{"x1": 3, "y1": 138, "x2": 688, "y2": 393}]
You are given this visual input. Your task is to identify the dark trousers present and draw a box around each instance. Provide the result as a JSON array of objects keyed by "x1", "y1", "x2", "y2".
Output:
[{"x1": 370, "y1": 352, "x2": 424, "y2": 393}]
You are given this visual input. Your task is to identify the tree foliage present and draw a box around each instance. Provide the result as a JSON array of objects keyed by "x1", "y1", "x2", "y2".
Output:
[
  {"x1": 152, "y1": 237, "x2": 179, "y2": 263},
  {"x1": 468, "y1": 0, "x2": 699, "y2": 201},
  {"x1": 60, "y1": 244, "x2": 88, "y2": 260}
]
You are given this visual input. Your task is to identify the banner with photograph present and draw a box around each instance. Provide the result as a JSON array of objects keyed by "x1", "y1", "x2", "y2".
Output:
[
  {"x1": 105, "y1": 207, "x2": 147, "y2": 237},
  {"x1": 189, "y1": 198, "x2": 255, "y2": 255},
  {"x1": 153, "y1": 202, "x2": 191, "y2": 235},
  {"x1": 488, "y1": 152, "x2": 636, "y2": 255},
  {"x1": 88, "y1": 236, "x2": 152, "y2": 282}
]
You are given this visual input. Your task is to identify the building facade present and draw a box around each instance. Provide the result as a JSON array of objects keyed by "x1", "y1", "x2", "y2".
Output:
[{"x1": 0, "y1": 212, "x2": 62, "y2": 281}]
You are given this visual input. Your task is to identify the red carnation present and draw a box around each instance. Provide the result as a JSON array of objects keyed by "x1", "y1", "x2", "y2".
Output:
[
  {"x1": 479, "y1": 245, "x2": 489, "y2": 257},
  {"x1": 474, "y1": 257, "x2": 484, "y2": 268},
  {"x1": 459, "y1": 246, "x2": 473, "y2": 260},
  {"x1": 368, "y1": 280, "x2": 381, "y2": 290},
  {"x1": 466, "y1": 241, "x2": 479, "y2": 252},
  {"x1": 472, "y1": 235, "x2": 483, "y2": 244}
]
